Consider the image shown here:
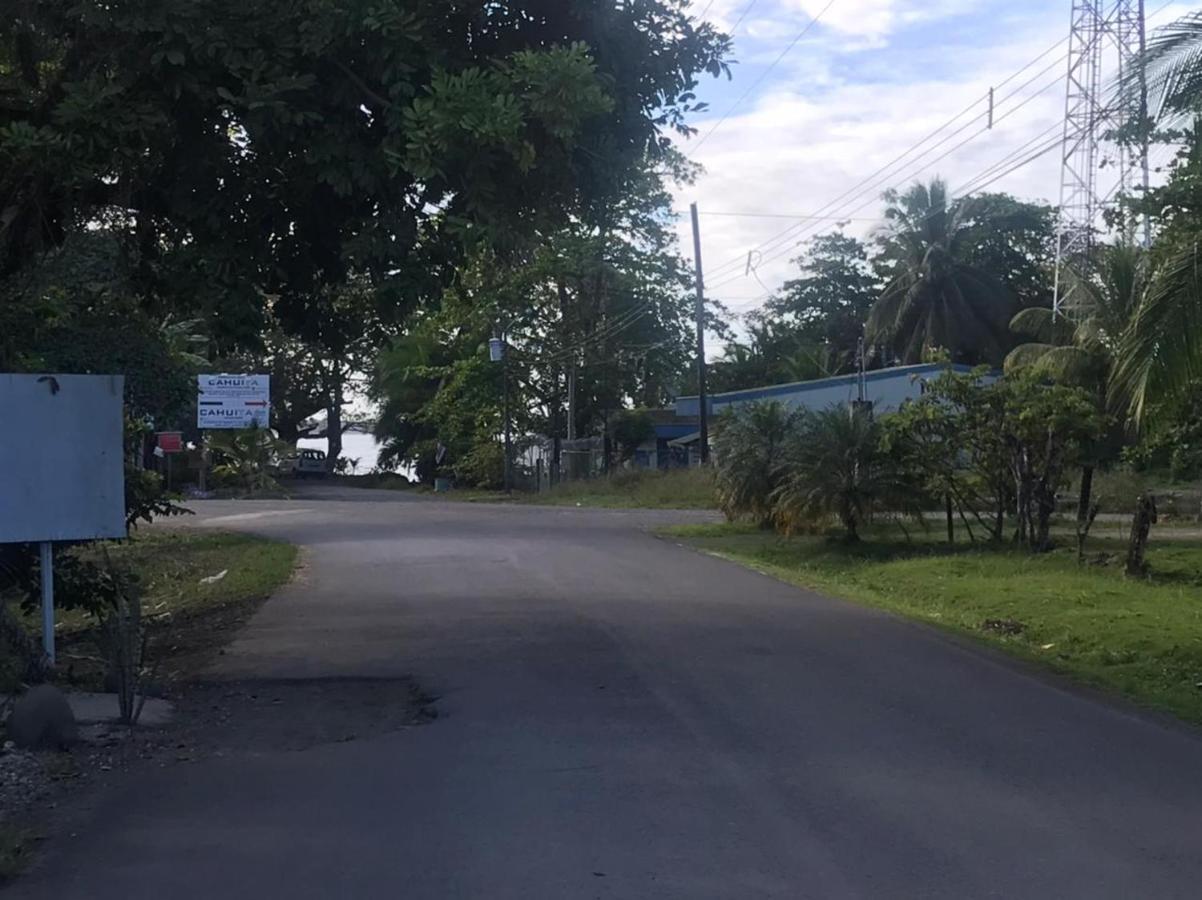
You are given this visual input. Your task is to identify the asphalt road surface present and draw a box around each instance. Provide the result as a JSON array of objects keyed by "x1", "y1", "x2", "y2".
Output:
[{"x1": 12, "y1": 495, "x2": 1202, "y2": 899}]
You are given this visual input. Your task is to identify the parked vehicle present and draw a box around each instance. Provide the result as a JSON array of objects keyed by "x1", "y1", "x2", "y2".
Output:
[{"x1": 278, "y1": 448, "x2": 328, "y2": 478}]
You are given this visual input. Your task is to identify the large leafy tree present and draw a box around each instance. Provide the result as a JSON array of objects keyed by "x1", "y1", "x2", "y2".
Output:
[
  {"x1": 763, "y1": 233, "x2": 880, "y2": 372},
  {"x1": 371, "y1": 145, "x2": 706, "y2": 483},
  {"x1": 869, "y1": 179, "x2": 1043, "y2": 365},
  {"x1": 2, "y1": 0, "x2": 729, "y2": 348}
]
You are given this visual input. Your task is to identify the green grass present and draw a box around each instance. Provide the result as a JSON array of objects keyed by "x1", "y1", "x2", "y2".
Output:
[
  {"x1": 524, "y1": 467, "x2": 718, "y2": 509},
  {"x1": 666, "y1": 523, "x2": 1202, "y2": 724},
  {"x1": 402, "y1": 467, "x2": 720, "y2": 509},
  {"x1": 56, "y1": 531, "x2": 298, "y2": 684}
]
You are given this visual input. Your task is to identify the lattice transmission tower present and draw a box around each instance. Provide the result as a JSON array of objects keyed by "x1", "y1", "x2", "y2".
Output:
[{"x1": 1053, "y1": 0, "x2": 1149, "y2": 318}]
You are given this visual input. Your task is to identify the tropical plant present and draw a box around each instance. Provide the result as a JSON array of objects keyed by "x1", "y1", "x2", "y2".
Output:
[
  {"x1": 209, "y1": 426, "x2": 287, "y2": 493},
  {"x1": 712, "y1": 401, "x2": 804, "y2": 527},
  {"x1": 1125, "y1": 12, "x2": 1202, "y2": 125},
  {"x1": 1008, "y1": 243, "x2": 1146, "y2": 519},
  {"x1": 1007, "y1": 244, "x2": 1146, "y2": 389},
  {"x1": 772, "y1": 406, "x2": 917, "y2": 541},
  {"x1": 1111, "y1": 241, "x2": 1202, "y2": 424},
  {"x1": 869, "y1": 179, "x2": 1021, "y2": 365}
]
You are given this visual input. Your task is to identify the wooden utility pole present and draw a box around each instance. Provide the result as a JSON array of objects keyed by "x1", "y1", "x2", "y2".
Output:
[{"x1": 690, "y1": 202, "x2": 710, "y2": 464}]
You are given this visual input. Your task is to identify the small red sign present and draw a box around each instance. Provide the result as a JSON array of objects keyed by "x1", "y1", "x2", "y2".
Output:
[{"x1": 157, "y1": 431, "x2": 183, "y2": 453}]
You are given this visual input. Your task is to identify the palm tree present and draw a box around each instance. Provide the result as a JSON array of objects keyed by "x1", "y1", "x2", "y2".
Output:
[
  {"x1": 713, "y1": 401, "x2": 804, "y2": 528},
  {"x1": 1007, "y1": 244, "x2": 1146, "y2": 388},
  {"x1": 868, "y1": 179, "x2": 1017, "y2": 365},
  {"x1": 1111, "y1": 244, "x2": 1202, "y2": 423},
  {"x1": 1124, "y1": 13, "x2": 1202, "y2": 125},
  {"x1": 772, "y1": 406, "x2": 915, "y2": 541},
  {"x1": 1008, "y1": 243, "x2": 1148, "y2": 522}
]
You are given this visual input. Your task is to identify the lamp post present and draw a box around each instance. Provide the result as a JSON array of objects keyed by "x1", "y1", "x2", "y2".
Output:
[{"x1": 489, "y1": 334, "x2": 513, "y2": 493}]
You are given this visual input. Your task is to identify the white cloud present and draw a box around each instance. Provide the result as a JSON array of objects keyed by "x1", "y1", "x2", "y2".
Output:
[{"x1": 674, "y1": 1, "x2": 1202, "y2": 327}]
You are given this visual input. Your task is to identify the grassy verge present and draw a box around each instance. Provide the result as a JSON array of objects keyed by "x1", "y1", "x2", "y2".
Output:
[
  {"x1": 666, "y1": 523, "x2": 1202, "y2": 724},
  {"x1": 56, "y1": 531, "x2": 298, "y2": 686},
  {"x1": 524, "y1": 467, "x2": 718, "y2": 509},
  {"x1": 397, "y1": 467, "x2": 719, "y2": 509}
]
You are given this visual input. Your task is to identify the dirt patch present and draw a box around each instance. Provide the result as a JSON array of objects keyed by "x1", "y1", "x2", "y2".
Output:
[
  {"x1": 168, "y1": 677, "x2": 436, "y2": 756},
  {"x1": 981, "y1": 618, "x2": 1027, "y2": 636},
  {"x1": 1, "y1": 675, "x2": 434, "y2": 886}
]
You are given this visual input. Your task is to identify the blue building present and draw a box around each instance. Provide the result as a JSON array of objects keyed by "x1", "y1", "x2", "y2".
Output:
[{"x1": 674, "y1": 363, "x2": 981, "y2": 419}]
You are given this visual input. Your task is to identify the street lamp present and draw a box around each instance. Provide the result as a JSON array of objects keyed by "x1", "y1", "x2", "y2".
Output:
[{"x1": 489, "y1": 332, "x2": 513, "y2": 492}]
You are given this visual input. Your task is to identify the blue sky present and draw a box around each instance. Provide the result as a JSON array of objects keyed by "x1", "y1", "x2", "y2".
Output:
[{"x1": 675, "y1": 0, "x2": 1199, "y2": 318}]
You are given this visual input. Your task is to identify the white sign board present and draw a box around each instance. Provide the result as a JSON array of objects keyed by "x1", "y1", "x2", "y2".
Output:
[
  {"x1": 198, "y1": 374, "x2": 270, "y2": 429},
  {"x1": 0, "y1": 373, "x2": 126, "y2": 543}
]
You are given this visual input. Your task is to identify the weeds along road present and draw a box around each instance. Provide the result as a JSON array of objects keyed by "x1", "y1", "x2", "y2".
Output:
[{"x1": 12, "y1": 494, "x2": 1202, "y2": 899}]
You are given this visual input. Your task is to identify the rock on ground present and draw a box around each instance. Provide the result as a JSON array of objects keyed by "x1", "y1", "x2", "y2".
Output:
[{"x1": 5, "y1": 685, "x2": 78, "y2": 751}]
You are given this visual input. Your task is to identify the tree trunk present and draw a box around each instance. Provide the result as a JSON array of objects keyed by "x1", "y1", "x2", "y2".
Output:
[
  {"x1": 1076, "y1": 465, "x2": 1095, "y2": 528},
  {"x1": 325, "y1": 369, "x2": 344, "y2": 473},
  {"x1": 945, "y1": 493, "x2": 955, "y2": 543},
  {"x1": 1126, "y1": 493, "x2": 1158, "y2": 577}
]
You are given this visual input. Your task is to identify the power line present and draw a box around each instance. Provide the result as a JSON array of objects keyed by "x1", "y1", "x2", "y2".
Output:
[
  {"x1": 705, "y1": 52, "x2": 1070, "y2": 282},
  {"x1": 695, "y1": 210, "x2": 880, "y2": 221},
  {"x1": 729, "y1": 0, "x2": 761, "y2": 32},
  {"x1": 687, "y1": 0, "x2": 838, "y2": 159},
  {"x1": 705, "y1": 70, "x2": 1068, "y2": 290}
]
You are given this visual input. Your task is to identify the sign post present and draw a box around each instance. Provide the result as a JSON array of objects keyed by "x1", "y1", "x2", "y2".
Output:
[
  {"x1": 0, "y1": 374, "x2": 126, "y2": 668},
  {"x1": 40, "y1": 542, "x2": 55, "y2": 664},
  {"x1": 197, "y1": 374, "x2": 270, "y2": 429}
]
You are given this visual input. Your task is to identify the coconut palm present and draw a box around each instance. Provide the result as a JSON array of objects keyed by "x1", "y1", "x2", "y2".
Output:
[
  {"x1": 1006, "y1": 243, "x2": 1146, "y2": 389},
  {"x1": 713, "y1": 401, "x2": 804, "y2": 527},
  {"x1": 869, "y1": 179, "x2": 1017, "y2": 365},
  {"x1": 1124, "y1": 13, "x2": 1202, "y2": 125},
  {"x1": 1111, "y1": 242, "x2": 1202, "y2": 423}
]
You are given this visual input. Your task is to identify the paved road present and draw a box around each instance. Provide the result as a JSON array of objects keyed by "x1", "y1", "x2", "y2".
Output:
[{"x1": 12, "y1": 497, "x2": 1202, "y2": 899}]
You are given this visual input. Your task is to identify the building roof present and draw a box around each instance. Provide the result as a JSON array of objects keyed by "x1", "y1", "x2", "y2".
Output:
[{"x1": 675, "y1": 363, "x2": 979, "y2": 407}]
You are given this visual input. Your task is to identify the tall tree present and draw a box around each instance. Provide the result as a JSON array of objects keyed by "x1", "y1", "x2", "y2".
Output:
[
  {"x1": 869, "y1": 179, "x2": 1029, "y2": 365},
  {"x1": 761, "y1": 232, "x2": 880, "y2": 373},
  {"x1": 2, "y1": 1, "x2": 730, "y2": 346}
]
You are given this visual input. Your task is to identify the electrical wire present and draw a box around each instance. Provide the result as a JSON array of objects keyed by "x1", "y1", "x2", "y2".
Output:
[
  {"x1": 687, "y1": 0, "x2": 838, "y2": 159},
  {"x1": 705, "y1": 68, "x2": 1069, "y2": 289},
  {"x1": 728, "y1": 0, "x2": 761, "y2": 32},
  {"x1": 704, "y1": 55, "x2": 1070, "y2": 282},
  {"x1": 700, "y1": 35, "x2": 1072, "y2": 280}
]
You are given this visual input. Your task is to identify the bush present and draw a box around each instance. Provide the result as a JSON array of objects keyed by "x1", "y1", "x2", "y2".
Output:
[
  {"x1": 713, "y1": 401, "x2": 804, "y2": 527},
  {"x1": 454, "y1": 441, "x2": 506, "y2": 489},
  {"x1": 773, "y1": 405, "x2": 918, "y2": 540}
]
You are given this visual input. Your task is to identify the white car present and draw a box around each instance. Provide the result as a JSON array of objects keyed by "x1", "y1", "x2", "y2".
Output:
[{"x1": 278, "y1": 448, "x2": 328, "y2": 478}]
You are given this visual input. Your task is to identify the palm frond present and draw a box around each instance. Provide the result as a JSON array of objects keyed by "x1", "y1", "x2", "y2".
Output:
[
  {"x1": 1009, "y1": 307, "x2": 1068, "y2": 344},
  {"x1": 1128, "y1": 14, "x2": 1202, "y2": 124},
  {"x1": 1111, "y1": 241, "x2": 1202, "y2": 423}
]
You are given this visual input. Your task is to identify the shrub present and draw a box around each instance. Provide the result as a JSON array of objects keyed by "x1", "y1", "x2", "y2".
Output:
[
  {"x1": 773, "y1": 405, "x2": 919, "y2": 540},
  {"x1": 713, "y1": 401, "x2": 804, "y2": 527}
]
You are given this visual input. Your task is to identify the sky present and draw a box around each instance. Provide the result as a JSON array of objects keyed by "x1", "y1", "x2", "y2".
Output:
[{"x1": 673, "y1": 0, "x2": 1200, "y2": 325}]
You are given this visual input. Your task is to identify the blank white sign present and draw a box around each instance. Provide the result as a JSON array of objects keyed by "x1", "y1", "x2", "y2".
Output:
[{"x1": 0, "y1": 373, "x2": 126, "y2": 543}]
